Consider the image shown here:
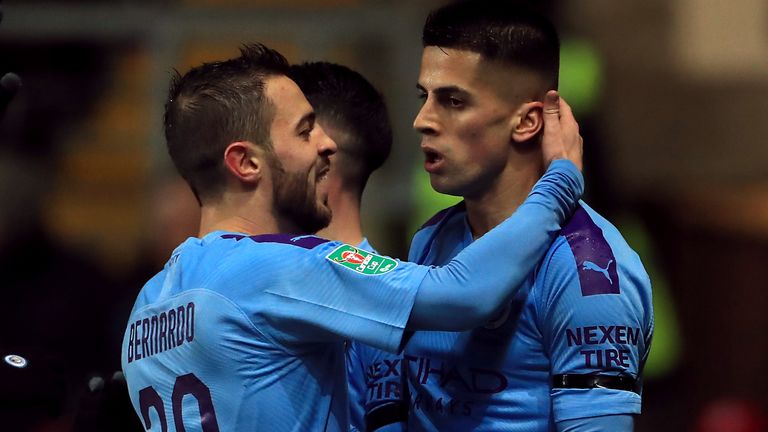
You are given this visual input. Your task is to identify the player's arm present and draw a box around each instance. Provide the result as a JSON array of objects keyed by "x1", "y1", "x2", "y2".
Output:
[
  {"x1": 407, "y1": 158, "x2": 581, "y2": 330},
  {"x1": 256, "y1": 162, "x2": 579, "y2": 349},
  {"x1": 538, "y1": 215, "x2": 652, "y2": 428}
]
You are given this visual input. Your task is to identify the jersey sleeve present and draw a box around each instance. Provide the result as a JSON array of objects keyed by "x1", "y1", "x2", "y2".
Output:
[{"x1": 536, "y1": 231, "x2": 653, "y2": 423}]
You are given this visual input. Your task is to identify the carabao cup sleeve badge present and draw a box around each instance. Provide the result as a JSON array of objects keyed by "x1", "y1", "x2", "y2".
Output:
[{"x1": 325, "y1": 244, "x2": 398, "y2": 275}]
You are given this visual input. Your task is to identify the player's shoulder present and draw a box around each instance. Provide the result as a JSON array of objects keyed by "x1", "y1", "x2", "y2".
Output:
[
  {"x1": 541, "y1": 202, "x2": 649, "y2": 291},
  {"x1": 218, "y1": 232, "x2": 332, "y2": 251},
  {"x1": 550, "y1": 202, "x2": 639, "y2": 261},
  {"x1": 154, "y1": 232, "x2": 335, "y2": 298},
  {"x1": 204, "y1": 232, "x2": 335, "y2": 262},
  {"x1": 535, "y1": 202, "x2": 652, "y2": 321}
]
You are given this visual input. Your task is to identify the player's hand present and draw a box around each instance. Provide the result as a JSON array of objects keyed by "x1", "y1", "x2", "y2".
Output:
[{"x1": 541, "y1": 90, "x2": 583, "y2": 171}]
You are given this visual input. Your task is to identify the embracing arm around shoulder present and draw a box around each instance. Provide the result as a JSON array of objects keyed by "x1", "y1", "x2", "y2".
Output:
[{"x1": 408, "y1": 159, "x2": 583, "y2": 331}]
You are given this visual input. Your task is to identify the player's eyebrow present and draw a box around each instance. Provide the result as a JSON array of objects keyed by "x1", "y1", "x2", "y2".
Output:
[
  {"x1": 433, "y1": 86, "x2": 470, "y2": 98},
  {"x1": 416, "y1": 83, "x2": 470, "y2": 98},
  {"x1": 294, "y1": 111, "x2": 316, "y2": 132}
]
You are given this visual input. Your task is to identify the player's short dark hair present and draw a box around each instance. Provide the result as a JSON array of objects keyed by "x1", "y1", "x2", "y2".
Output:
[
  {"x1": 164, "y1": 43, "x2": 290, "y2": 205},
  {"x1": 289, "y1": 62, "x2": 392, "y2": 196},
  {"x1": 423, "y1": 0, "x2": 560, "y2": 89}
]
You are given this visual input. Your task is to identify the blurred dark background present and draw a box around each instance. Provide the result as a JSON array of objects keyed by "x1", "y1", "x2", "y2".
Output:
[{"x1": 1, "y1": 0, "x2": 767, "y2": 431}]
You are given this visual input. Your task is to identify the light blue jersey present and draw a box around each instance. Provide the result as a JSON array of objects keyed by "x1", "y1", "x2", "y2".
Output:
[
  {"x1": 407, "y1": 202, "x2": 652, "y2": 431},
  {"x1": 351, "y1": 202, "x2": 653, "y2": 431},
  {"x1": 122, "y1": 234, "x2": 427, "y2": 432}
]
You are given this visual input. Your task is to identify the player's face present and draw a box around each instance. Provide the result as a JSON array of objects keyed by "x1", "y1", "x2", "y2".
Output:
[
  {"x1": 265, "y1": 76, "x2": 337, "y2": 234},
  {"x1": 414, "y1": 46, "x2": 526, "y2": 198}
]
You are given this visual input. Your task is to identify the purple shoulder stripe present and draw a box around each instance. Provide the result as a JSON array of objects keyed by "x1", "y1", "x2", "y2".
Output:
[
  {"x1": 249, "y1": 234, "x2": 329, "y2": 249},
  {"x1": 220, "y1": 233, "x2": 329, "y2": 249},
  {"x1": 419, "y1": 201, "x2": 466, "y2": 230},
  {"x1": 561, "y1": 206, "x2": 620, "y2": 296}
]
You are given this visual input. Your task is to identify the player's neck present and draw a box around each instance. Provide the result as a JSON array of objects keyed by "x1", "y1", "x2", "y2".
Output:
[
  {"x1": 197, "y1": 193, "x2": 282, "y2": 237},
  {"x1": 198, "y1": 213, "x2": 279, "y2": 238},
  {"x1": 464, "y1": 160, "x2": 542, "y2": 239},
  {"x1": 317, "y1": 189, "x2": 364, "y2": 245}
]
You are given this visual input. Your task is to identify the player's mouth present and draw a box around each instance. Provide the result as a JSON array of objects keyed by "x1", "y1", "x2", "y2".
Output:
[
  {"x1": 315, "y1": 164, "x2": 331, "y2": 202},
  {"x1": 422, "y1": 147, "x2": 445, "y2": 173},
  {"x1": 316, "y1": 164, "x2": 330, "y2": 183}
]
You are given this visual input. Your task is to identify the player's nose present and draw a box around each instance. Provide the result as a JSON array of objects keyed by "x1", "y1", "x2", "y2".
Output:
[{"x1": 413, "y1": 98, "x2": 438, "y2": 137}]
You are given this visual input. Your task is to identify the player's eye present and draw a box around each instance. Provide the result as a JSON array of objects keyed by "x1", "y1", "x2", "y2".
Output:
[
  {"x1": 417, "y1": 92, "x2": 427, "y2": 104},
  {"x1": 437, "y1": 93, "x2": 464, "y2": 109},
  {"x1": 300, "y1": 126, "x2": 313, "y2": 140},
  {"x1": 447, "y1": 96, "x2": 463, "y2": 108}
]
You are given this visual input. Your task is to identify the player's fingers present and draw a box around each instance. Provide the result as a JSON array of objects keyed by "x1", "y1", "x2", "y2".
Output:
[
  {"x1": 554, "y1": 95, "x2": 584, "y2": 171},
  {"x1": 543, "y1": 90, "x2": 560, "y2": 115},
  {"x1": 542, "y1": 90, "x2": 561, "y2": 135}
]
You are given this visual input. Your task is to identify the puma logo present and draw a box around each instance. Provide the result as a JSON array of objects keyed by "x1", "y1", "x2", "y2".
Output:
[{"x1": 582, "y1": 260, "x2": 614, "y2": 284}]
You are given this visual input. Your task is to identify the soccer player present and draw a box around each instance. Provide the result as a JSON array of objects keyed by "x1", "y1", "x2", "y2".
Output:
[
  {"x1": 121, "y1": 43, "x2": 584, "y2": 431},
  {"x1": 349, "y1": 2, "x2": 653, "y2": 431},
  {"x1": 289, "y1": 61, "x2": 406, "y2": 432}
]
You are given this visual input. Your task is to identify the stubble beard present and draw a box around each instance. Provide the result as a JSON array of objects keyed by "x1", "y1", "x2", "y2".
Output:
[{"x1": 271, "y1": 159, "x2": 331, "y2": 235}]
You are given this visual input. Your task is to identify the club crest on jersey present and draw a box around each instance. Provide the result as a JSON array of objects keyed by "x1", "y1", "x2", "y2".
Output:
[{"x1": 326, "y1": 244, "x2": 398, "y2": 275}]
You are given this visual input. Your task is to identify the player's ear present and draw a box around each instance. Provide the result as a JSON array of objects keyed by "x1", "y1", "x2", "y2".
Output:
[
  {"x1": 223, "y1": 141, "x2": 264, "y2": 185},
  {"x1": 510, "y1": 101, "x2": 544, "y2": 143}
]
